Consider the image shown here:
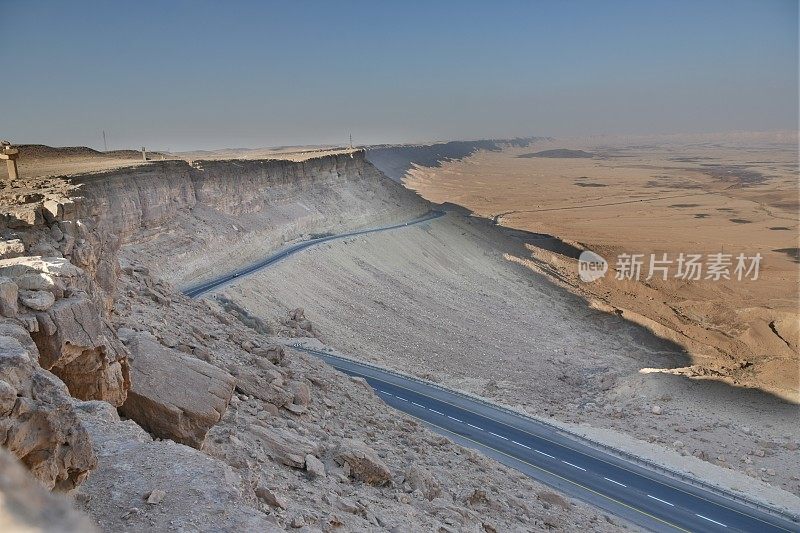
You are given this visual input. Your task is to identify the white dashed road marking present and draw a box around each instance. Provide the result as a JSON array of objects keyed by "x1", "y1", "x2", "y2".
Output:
[
  {"x1": 534, "y1": 450, "x2": 555, "y2": 459},
  {"x1": 647, "y1": 495, "x2": 675, "y2": 506},
  {"x1": 512, "y1": 441, "x2": 531, "y2": 449},
  {"x1": 411, "y1": 402, "x2": 425, "y2": 408},
  {"x1": 467, "y1": 423, "x2": 483, "y2": 430},
  {"x1": 488, "y1": 432, "x2": 508, "y2": 440},
  {"x1": 604, "y1": 477, "x2": 627, "y2": 487},
  {"x1": 429, "y1": 409, "x2": 444, "y2": 415},
  {"x1": 562, "y1": 461, "x2": 586, "y2": 471},
  {"x1": 696, "y1": 514, "x2": 727, "y2": 527},
  {"x1": 395, "y1": 396, "x2": 408, "y2": 402},
  {"x1": 447, "y1": 415, "x2": 463, "y2": 423}
]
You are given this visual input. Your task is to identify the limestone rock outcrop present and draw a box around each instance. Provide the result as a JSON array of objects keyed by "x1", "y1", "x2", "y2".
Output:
[
  {"x1": 119, "y1": 332, "x2": 236, "y2": 448},
  {"x1": 32, "y1": 296, "x2": 129, "y2": 406},
  {"x1": 0, "y1": 320, "x2": 96, "y2": 490},
  {"x1": 0, "y1": 255, "x2": 129, "y2": 407}
]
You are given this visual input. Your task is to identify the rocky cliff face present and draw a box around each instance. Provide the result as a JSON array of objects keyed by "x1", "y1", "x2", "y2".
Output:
[
  {"x1": 0, "y1": 149, "x2": 428, "y2": 512},
  {"x1": 68, "y1": 151, "x2": 427, "y2": 287},
  {"x1": 0, "y1": 150, "x2": 421, "y2": 487},
  {"x1": 0, "y1": 149, "x2": 615, "y2": 531}
]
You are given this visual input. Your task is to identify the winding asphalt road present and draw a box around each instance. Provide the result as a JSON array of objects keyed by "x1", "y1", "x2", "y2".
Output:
[
  {"x1": 183, "y1": 210, "x2": 445, "y2": 298},
  {"x1": 183, "y1": 212, "x2": 799, "y2": 533},
  {"x1": 294, "y1": 347, "x2": 799, "y2": 533}
]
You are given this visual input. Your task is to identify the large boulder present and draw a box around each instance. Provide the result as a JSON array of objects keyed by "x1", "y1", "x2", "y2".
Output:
[
  {"x1": 31, "y1": 295, "x2": 129, "y2": 406},
  {"x1": 334, "y1": 439, "x2": 392, "y2": 486},
  {"x1": 0, "y1": 322, "x2": 96, "y2": 490},
  {"x1": 75, "y1": 401, "x2": 278, "y2": 532},
  {"x1": 119, "y1": 333, "x2": 236, "y2": 448},
  {"x1": 0, "y1": 447, "x2": 98, "y2": 532}
]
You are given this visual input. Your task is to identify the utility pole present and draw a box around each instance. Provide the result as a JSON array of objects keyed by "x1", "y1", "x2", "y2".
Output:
[
  {"x1": 349, "y1": 133, "x2": 353, "y2": 149},
  {"x1": 102, "y1": 130, "x2": 107, "y2": 151}
]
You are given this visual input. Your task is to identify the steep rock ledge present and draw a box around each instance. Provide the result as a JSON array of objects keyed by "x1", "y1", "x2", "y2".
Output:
[
  {"x1": 70, "y1": 151, "x2": 429, "y2": 287},
  {"x1": 0, "y1": 150, "x2": 426, "y2": 493},
  {"x1": 0, "y1": 149, "x2": 620, "y2": 530}
]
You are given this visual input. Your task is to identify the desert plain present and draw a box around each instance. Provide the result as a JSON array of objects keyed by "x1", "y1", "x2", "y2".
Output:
[{"x1": 405, "y1": 133, "x2": 799, "y2": 402}]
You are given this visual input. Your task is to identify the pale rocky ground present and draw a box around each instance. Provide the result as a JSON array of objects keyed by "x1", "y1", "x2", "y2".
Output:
[
  {"x1": 103, "y1": 260, "x2": 621, "y2": 532},
  {"x1": 0, "y1": 146, "x2": 623, "y2": 532},
  {"x1": 221, "y1": 210, "x2": 800, "y2": 504}
]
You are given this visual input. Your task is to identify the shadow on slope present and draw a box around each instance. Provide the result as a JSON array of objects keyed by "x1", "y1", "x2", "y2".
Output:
[
  {"x1": 366, "y1": 138, "x2": 539, "y2": 182},
  {"x1": 438, "y1": 202, "x2": 795, "y2": 408}
]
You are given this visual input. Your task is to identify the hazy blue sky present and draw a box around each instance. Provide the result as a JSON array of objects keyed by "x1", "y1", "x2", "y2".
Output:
[{"x1": 2, "y1": 0, "x2": 797, "y2": 151}]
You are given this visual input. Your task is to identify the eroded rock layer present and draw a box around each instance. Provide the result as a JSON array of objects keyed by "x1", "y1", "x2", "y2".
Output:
[{"x1": 0, "y1": 149, "x2": 620, "y2": 531}]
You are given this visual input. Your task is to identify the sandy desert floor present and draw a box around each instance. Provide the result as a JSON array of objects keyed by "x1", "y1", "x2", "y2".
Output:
[{"x1": 403, "y1": 136, "x2": 799, "y2": 402}]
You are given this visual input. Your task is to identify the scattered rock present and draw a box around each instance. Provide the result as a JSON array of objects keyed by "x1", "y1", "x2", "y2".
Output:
[
  {"x1": 651, "y1": 405, "x2": 662, "y2": 415},
  {"x1": 334, "y1": 439, "x2": 392, "y2": 485},
  {"x1": 255, "y1": 485, "x2": 288, "y2": 510},
  {"x1": 75, "y1": 401, "x2": 276, "y2": 530},
  {"x1": 146, "y1": 489, "x2": 166, "y2": 505},
  {"x1": 305, "y1": 454, "x2": 326, "y2": 479},
  {"x1": 537, "y1": 490, "x2": 570, "y2": 510}
]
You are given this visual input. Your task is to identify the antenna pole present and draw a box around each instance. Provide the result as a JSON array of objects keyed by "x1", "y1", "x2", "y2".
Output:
[{"x1": 102, "y1": 130, "x2": 108, "y2": 151}]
